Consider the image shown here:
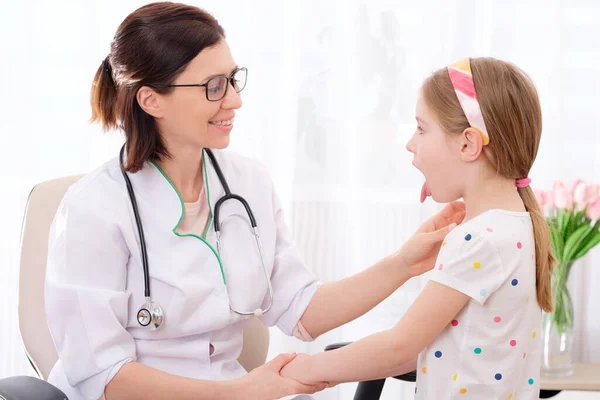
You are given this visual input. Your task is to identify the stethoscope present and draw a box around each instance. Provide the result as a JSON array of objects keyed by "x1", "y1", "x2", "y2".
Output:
[{"x1": 119, "y1": 145, "x2": 274, "y2": 330}]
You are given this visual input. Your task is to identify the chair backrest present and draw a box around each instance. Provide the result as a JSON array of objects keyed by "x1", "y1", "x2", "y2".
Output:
[{"x1": 18, "y1": 175, "x2": 269, "y2": 381}]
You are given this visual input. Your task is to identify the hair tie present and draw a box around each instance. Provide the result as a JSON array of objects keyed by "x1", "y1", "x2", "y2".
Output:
[
  {"x1": 101, "y1": 56, "x2": 112, "y2": 74},
  {"x1": 516, "y1": 177, "x2": 531, "y2": 188},
  {"x1": 447, "y1": 58, "x2": 490, "y2": 145}
]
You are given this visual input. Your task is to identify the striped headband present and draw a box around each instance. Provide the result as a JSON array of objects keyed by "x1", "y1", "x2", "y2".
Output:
[{"x1": 447, "y1": 58, "x2": 490, "y2": 145}]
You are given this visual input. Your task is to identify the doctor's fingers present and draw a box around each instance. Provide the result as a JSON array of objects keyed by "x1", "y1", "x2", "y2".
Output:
[
  {"x1": 267, "y1": 353, "x2": 298, "y2": 372},
  {"x1": 420, "y1": 202, "x2": 465, "y2": 233},
  {"x1": 313, "y1": 382, "x2": 328, "y2": 392},
  {"x1": 438, "y1": 201, "x2": 466, "y2": 224},
  {"x1": 286, "y1": 381, "x2": 327, "y2": 395}
]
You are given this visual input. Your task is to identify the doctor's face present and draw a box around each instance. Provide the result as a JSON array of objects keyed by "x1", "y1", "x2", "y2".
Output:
[
  {"x1": 155, "y1": 40, "x2": 243, "y2": 151},
  {"x1": 405, "y1": 93, "x2": 465, "y2": 203}
]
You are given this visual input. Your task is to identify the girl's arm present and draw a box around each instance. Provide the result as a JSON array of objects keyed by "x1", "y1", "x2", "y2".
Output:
[
  {"x1": 299, "y1": 201, "x2": 465, "y2": 338},
  {"x1": 282, "y1": 281, "x2": 469, "y2": 384},
  {"x1": 391, "y1": 358, "x2": 418, "y2": 378}
]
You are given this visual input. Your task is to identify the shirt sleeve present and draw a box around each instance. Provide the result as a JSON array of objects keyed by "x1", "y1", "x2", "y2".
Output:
[
  {"x1": 257, "y1": 173, "x2": 322, "y2": 337},
  {"x1": 45, "y1": 191, "x2": 136, "y2": 400},
  {"x1": 428, "y1": 229, "x2": 506, "y2": 305}
]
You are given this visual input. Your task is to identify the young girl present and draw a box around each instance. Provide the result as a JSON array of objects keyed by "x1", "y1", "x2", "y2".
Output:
[{"x1": 281, "y1": 57, "x2": 554, "y2": 399}]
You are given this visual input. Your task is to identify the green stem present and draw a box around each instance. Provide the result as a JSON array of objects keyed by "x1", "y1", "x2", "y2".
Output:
[{"x1": 551, "y1": 260, "x2": 574, "y2": 334}]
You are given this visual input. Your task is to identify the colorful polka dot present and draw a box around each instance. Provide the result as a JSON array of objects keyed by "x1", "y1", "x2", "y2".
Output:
[
  {"x1": 465, "y1": 234, "x2": 472, "y2": 241},
  {"x1": 517, "y1": 242, "x2": 523, "y2": 249},
  {"x1": 486, "y1": 228, "x2": 493, "y2": 232},
  {"x1": 480, "y1": 289, "x2": 487, "y2": 296},
  {"x1": 495, "y1": 373, "x2": 503, "y2": 380},
  {"x1": 452, "y1": 374, "x2": 458, "y2": 381},
  {"x1": 494, "y1": 316, "x2": 501, "y2": 323},
  {"x1": 474, "y1": 261, "x2": 481, "y2": 269},
  {"x1": 528, "y1": 378, "x2": 535, "y2": 385},
  {"x1": 422, "y1": 367, "x2": 427, "y2": 374},
  {"x1": 451, "y1": 319, "x2": 459, "y2": 327},
  {"x1": 435, "y1": 351, "x2": 442, "y2": 358},
  {"x1": 438, "y1": 264, "x2": 444, "y2": 270},
  {"x1": 509, "y1": 394, "x2": 513, "y2": 400},
  {"x1": 510, "y1": 340, "x2": 517, "y2": 347},
  {"x1": 523, "y1": 352, "x2": 527, "y2": 359},
  {"x1": 474, "y1": 347, "x2": 482, "y2": 354},
  {"x1": 526, "y1": 297, "x2": 530, "y2": 303},
  {"x1": 512, "y1": 279, "x2": 519, "y2": 286},
  {"x1": 460, "y1": 388, "x2": 467, "y2": 394},
  {"x1": 533, "y1": 331, "x2": 537, "y2": 339},
  {"x1": 442, "y1": 241, "x2": 447, "y2": 247}
]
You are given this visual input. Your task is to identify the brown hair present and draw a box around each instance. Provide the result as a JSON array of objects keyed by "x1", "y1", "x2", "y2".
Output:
[
  {"x1": 90, "y1": 2, "x2": 225, "y2": 172},
  {"x1": 421, "y1": 57, "x2": 554, "y2": 312}
]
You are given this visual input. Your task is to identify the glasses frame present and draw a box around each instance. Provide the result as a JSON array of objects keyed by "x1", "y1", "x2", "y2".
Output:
[{"x1": 167, "y1": 67, "x2": 248, "y2": 102}]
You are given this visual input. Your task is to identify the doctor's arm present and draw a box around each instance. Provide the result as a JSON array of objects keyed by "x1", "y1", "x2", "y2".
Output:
[
  {"x1": 105, "y1": 353, "x2": 325, "y2": 400},
  {"x1": 45, "y1": 194, "x2": 321, "y2": 400},
  {"x1": 299, "y1": 201, "x2": 465, "y2": 339},
  {"x1": 282, "y1": 281, "x2": 470, "y2": 384}
]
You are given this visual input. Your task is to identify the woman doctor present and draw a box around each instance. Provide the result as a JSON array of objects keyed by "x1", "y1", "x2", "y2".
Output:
[{"x1": 44, "y1": 2, "x2": 465, "y2": 400}]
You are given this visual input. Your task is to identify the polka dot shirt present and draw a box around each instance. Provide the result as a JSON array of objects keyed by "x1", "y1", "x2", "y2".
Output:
[{"x1": 415, "y1": 210, "x2": 542, "y2": 399}]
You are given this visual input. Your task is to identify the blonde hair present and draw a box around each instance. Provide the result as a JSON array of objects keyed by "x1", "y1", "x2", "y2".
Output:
[{"x1": 421, "y1": 57, "x2": 554, "y2": 312}]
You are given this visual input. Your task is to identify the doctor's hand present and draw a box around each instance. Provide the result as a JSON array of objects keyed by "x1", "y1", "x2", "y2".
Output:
[
  {"x1": 238, "y1": 352, "x2": 327, "y2": 399},
  {"x1": 280, "y1": 353, "x2": 318, "y2": 386},
  {"x1": 397, "y1": 201, "x2": 466, "y2": 277}
]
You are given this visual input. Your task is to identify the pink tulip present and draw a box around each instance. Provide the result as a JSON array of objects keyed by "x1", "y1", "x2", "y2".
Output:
[
  {"x1": 586, "y1": 198, "x2": 600, "y2": 221},
  {"x1": 545, "y1": 190, "x2": 555, "y2": 212},
  {"x1": 534, "y1": 189, "x2": 547, "y2": 209},
  {"x1": 587, "y1": 184, "x2": 600, "y2": 204},
  {"x1": 572, "y1": 179, "x2": 589, "y2": 207},
  {"x1": 553, "y1": 180, "x2": 573, "y2": 210},
  {"x1": 534, "y1": 189, "x2": 555, "y2": 213}
]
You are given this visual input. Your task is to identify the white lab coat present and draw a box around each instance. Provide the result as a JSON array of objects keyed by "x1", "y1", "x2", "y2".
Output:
[{"x1": 44, "y1": 149, "x2": 321, "y2": 400}]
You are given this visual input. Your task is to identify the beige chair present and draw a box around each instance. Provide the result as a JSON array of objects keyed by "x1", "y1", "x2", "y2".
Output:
[{"x1": 1, "y1": 175, "x2": 269, "y2": 399}]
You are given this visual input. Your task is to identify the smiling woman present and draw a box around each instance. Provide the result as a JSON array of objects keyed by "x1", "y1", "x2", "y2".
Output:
[{"x1": 91, "y1": 2, "x2": 240, "y2": 174}]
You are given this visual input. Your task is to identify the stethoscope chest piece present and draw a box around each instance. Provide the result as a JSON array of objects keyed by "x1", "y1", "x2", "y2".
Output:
[{"x1": 137, "y1": 298, "x2": 164, "y2": 330}]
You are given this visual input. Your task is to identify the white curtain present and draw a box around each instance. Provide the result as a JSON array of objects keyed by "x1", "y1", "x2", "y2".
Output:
[{"x1": 1, "y1": 1, "x2": 600, "y2": 399}]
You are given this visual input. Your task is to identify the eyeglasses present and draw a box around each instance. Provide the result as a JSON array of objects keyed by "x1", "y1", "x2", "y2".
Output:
[{"x1": 167, "y1": 67, "x2": 248, "y2": 102}]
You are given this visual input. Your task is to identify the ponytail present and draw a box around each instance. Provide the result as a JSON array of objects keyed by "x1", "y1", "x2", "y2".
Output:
[
  {"x1": 90, "y1": 56, "x2": 118, "y2": 131},
  {"x1": 518, "y1": 186, "x2": 555, "y2": 312}
]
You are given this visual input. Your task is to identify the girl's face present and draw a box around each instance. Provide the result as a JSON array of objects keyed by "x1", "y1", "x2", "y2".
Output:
[{"x1": 406, "y1": 93, "x2": 467, "y2": 203}]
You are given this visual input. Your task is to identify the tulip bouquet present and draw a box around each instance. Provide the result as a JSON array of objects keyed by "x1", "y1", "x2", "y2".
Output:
[{"x1": 534, "y1": 180, "x2": 600, "y2": 334}]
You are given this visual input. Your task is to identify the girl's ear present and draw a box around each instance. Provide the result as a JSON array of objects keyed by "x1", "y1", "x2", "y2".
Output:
[{"x1": 458, "y1": 127, "x2": 484, "y2": 162}]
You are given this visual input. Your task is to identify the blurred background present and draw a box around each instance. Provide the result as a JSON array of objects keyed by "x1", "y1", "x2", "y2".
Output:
[{"x1": 1, "y1": 0, "x2": 599, "y2": 399}]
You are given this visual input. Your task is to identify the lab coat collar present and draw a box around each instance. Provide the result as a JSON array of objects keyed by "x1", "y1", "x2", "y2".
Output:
[
  {"x1": 124, "y1": 149, "x2": 226, "y2": 236},
  {"x1": 201, "y1": 149, "x2": 227, "y2": 238}
]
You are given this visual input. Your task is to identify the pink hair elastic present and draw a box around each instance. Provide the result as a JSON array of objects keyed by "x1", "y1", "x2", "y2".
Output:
[{"x1": 516, "y1": 177, "x2": 531, "y2": 188}]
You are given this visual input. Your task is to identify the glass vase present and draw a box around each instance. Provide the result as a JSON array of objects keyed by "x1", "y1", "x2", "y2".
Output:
[{"x1": 541, "y1": 260, "x2": 575, "y2": 378}]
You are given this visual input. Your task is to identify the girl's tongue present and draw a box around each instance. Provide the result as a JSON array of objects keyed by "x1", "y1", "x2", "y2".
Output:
[{"x1": 420, "y1": 181, "x2": 431, "y2": 203}]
